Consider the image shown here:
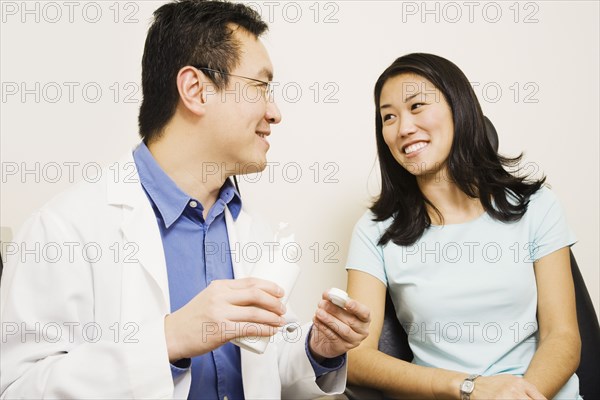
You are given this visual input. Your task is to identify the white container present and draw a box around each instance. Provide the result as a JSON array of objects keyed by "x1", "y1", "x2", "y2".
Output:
[{"x1": 231, "y1": 231, "x2": 300, "y2": 354}]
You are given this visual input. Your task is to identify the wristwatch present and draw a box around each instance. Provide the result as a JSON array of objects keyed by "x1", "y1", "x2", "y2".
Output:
[{"x1": 460, "y1": 374, "x2": 480, "y2": 400}]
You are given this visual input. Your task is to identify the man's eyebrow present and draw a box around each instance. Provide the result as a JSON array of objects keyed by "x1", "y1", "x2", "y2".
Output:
[{"x1": 257, "y1": 67, "x2": 273, "y2": 81}]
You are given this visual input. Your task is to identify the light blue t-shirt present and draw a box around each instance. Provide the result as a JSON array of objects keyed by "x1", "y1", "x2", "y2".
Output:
[{"x1": 346, "y1": 187, "x2": 580, "y2": 399}]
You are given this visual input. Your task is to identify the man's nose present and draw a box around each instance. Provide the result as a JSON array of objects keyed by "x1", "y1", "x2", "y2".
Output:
[{"x1": 265, "y1": 100, "x2": 282, "y2": 124}]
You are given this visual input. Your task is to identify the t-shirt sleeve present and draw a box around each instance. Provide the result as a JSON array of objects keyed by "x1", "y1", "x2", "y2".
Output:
[
  {"x1": 529, "y1": 187, "x2": 577, "y2": 261},
  {"x1": 345, "y1": 211, "x2": 388, "y2": 286}
]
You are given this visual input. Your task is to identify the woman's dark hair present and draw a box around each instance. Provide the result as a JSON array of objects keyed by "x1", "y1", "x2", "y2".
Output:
[
  {"x1": 138, "y1": 0, "x2": 268, "y2": 143},
  {"x1": 371, "y1": 53, "x2": 545, "y2": 246}
]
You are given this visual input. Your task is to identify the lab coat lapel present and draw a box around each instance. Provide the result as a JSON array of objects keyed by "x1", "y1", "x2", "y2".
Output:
[
  {"x1": 225, "y1": 207, "x2": 282, "y2": 399},
  {"x1": 107, "y1": 152, "x2": 170, "y2": 313},
  {"x1": 224, "y1": 206, "x2": 254, "y2": 279}
]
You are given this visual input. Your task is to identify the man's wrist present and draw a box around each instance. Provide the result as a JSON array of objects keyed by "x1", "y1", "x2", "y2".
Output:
[
  {"x1": 305, "y1": 328, "x2": 346, "y2": 376},
  {"x1": 308, "y1": 345, "x2": 327, "y2": 364},
  {"x1": 164, "y1": 314, "x2": 186, "y2": 362},
  {"x1": 307, "y1": 326, "x2": 327, "y2": 363}
]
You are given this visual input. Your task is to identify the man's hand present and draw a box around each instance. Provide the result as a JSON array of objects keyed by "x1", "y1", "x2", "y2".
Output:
[
  {"x1": 164, "y1": 278, "x2": 286, "y2": 362},
  {"x1": 308, "y1": 290, "x2": 371, "y2": 361}
]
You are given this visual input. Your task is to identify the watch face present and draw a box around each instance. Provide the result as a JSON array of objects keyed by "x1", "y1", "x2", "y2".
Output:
[{"x1": 461, "y1": 380, "x2": 475, "y2": 393}]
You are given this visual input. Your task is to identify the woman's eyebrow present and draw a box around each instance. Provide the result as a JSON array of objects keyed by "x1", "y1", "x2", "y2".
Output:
[{"x1": 404, "y1": 92, "x2": 421, "y2": 102}]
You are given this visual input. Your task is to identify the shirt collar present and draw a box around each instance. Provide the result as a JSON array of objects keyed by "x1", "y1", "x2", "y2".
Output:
[
  {"x1": 133, "y1": 142, "x2": 242, "y2": 228},
  {"x1": 220, "y1": 179, "x2": 242, "y2": 220}
]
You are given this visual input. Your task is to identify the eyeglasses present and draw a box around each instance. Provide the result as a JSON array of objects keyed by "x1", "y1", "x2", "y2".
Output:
[{"x1": 194, "y1": 66, "x2": 274, "y2": 102}]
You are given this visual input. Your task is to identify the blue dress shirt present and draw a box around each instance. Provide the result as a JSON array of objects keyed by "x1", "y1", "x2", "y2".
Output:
[{"x1": 133, "y1": 143, "x2": 344, "y2": 400}]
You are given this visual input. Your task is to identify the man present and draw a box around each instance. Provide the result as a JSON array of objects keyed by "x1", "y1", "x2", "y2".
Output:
[{"x1": 0, "y1": 1, "x2": 370, "y2": 398}]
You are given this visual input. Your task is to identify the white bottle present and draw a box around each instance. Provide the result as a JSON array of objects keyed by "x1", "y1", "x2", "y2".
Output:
[{"x1": 231, "y1": 226, "x2": 300, "y2": 354}]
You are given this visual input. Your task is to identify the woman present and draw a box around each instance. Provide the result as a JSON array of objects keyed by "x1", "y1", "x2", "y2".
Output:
[{"x1": 345, "y1": 53, "x2": 581, "y2": 399}]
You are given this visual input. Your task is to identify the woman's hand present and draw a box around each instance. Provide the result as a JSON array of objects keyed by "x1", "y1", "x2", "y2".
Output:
[{"x1": 472, "y1": 375, "x2": 547, "y2": 400}]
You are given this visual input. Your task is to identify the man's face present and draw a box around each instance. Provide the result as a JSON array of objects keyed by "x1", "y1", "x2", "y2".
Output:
[{"x1": 204, "y1": 28, "x2": 281, "y2": 176}]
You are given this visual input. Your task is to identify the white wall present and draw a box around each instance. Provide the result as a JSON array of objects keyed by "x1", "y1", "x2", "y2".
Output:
[{"x1": 1, "y1": 1, "x2": 598, "y2": 323}]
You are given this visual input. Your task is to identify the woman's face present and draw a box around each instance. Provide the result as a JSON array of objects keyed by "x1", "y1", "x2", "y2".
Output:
[{"x1": 379, "y1": 73, "x2": 454, "y2": 178}]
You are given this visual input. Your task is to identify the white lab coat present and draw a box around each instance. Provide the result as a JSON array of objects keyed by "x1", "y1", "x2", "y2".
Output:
[{"x1": 0, "y1": 150, "x2": 346, "y2": 399}]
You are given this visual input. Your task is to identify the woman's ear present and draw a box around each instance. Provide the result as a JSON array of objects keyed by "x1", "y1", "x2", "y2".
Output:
[{"x1": 176, "y1": 66, "x2": 210, "y2": 117}]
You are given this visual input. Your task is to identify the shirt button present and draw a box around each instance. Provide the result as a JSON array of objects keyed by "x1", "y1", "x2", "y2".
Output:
[
  {"x1": 189, "y1": 200, "x2": 198, "y2": 208},
  {"x1": 223, "y1": 396, "x2": 229, "y2": 400}
]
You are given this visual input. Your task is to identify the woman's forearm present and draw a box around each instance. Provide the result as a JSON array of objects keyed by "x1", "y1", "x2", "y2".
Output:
[
  {"x1": 524, "y1": 331, "x2": 581, "y2": 398},
  {"x1": 348, "y1": 347, "x2": 466, "y2": 399}
]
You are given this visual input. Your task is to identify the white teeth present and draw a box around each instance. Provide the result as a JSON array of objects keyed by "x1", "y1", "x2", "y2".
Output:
[{"x1": 404, "y1": 142, "x2": 428, "y2": 154}]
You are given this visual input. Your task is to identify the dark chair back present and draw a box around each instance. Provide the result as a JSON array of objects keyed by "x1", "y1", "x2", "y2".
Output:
[{"x1": 569, "y1": 252, "x2": 600, "y2": 396}]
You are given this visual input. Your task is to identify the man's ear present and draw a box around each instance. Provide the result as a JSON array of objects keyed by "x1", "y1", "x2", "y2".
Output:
[{"x1": 176, "y1": 66, "x2": 212, "y2": 116}]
